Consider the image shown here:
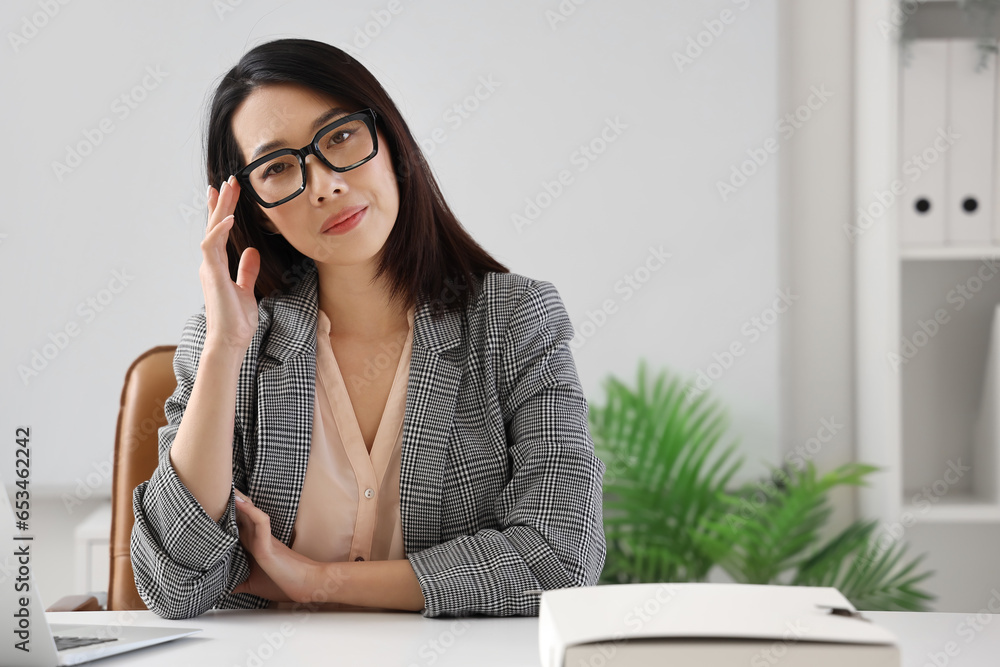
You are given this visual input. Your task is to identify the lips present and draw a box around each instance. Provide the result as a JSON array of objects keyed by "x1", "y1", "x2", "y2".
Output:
[{"x1": 321, "y1": 205, "x2": 367, "y2": 233}]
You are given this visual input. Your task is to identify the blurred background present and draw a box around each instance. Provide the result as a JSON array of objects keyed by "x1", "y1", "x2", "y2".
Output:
[{"x1": 1, "y1": 0, "x2": 998, "y2": 614}]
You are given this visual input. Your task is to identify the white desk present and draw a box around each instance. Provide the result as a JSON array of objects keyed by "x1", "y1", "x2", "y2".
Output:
[{"x1": 44, "y1": 609, "x2": 1000, "y2": 666}]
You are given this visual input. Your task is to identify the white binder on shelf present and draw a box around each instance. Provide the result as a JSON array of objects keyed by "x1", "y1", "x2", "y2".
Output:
[
  {"x1": 538, "y1": 583, "x2": 900, "y2": 667},
  {"x1": 900, "y1": 39, "x2": 948, "y2": 247},
  {"x1": 946, "y1": 39, "x2": 995, "y2": 245}
]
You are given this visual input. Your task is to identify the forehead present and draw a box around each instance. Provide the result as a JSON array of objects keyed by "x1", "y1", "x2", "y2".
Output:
[{"x1": 231, "y1": 83, "x2": 347, "y2": 163}]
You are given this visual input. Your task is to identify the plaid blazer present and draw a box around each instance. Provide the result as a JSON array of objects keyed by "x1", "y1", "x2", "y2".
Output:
[{"x1": 131, "y1": 258, "x2": 607, "y2": 620}]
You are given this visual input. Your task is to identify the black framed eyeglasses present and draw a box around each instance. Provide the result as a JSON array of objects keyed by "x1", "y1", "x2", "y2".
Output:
[{"x1": 235, "y1": 108, "x2": 379, "y2": 208}]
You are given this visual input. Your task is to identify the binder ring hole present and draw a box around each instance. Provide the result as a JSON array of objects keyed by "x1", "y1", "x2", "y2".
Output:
[
  {"x1": 962, "y1": 197, "x2": 978, "y2": 213},
  {"x1": 915, "y1": 198, "x2": 930, "y2": 213}
]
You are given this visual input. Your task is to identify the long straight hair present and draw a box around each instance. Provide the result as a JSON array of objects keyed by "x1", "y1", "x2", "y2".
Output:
[{"x1": 204, "y1": 38, "x2": 508, "y2": 316}]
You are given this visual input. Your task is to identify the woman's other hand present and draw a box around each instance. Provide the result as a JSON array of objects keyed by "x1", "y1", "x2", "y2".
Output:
[
  {"x1": 201, "y1": 176, "x2": 260, "y2": 354},
  {"x1": 232, "y1": 551, "x2": 295, "y2": 602},
  {"x1": 233, "y1": 489, "x2": 327, "y2": 604}
]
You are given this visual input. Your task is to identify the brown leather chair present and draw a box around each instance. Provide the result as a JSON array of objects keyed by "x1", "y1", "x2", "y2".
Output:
[{"x1": 48, "y1": 345, "x2": 177, "y2": 612}]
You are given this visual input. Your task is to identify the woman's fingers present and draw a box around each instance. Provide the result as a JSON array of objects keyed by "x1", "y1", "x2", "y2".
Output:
[
  {"x1": 234, "y1": 554, "x2": 296, "y2": 602},
  {"x1": 205, "y1": 176, "x2": 240, "y2": 235},
  {"x1": 234, "y1": 489, "x2": 274, "y2": 555},
  {"x1": 199, "y1": 216, "x2": 234, "y2": 281},
  {"x1": 202, "y1": 177, "x2": 241, "y2": 273},
  {"x1": 236, "y1": 246, "x2": 260, "y2": 292},
  {"x1": 205, "y1": 180, "x2": 227, "y2": 234},
  {"x1": 206, "y1": 184, "x2": 218, "y2": 218}
]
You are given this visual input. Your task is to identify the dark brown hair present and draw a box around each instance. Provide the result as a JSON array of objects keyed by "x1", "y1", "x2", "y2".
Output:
[{"x1": 204, "y1": 38, "x2": 508, "y2": 316}]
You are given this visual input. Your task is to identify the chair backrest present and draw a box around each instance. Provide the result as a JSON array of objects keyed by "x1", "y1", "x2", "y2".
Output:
[{"x1": 108, "y1": 345, "x2": 177, "y2": 610}]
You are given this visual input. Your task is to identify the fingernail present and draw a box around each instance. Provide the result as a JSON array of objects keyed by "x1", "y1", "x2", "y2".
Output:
[{"x1": 228, "y1": 174, "x2": 235, "y2": 185}]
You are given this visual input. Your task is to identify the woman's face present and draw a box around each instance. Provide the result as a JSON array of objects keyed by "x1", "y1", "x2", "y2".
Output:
[{"x1": 230, "y1": 83, "x2": 399, "y2": 268}]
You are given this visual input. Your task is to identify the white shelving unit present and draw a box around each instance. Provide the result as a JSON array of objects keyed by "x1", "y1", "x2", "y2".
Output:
[
  {"x1": 855, "y1": 0, "x2": 1000, "y2": 609},
  {"x1": 901, "y1": 247, "x2": 1000, "y2": 260},
  {"x1": 74, "y1": 502, "x2": 111, "y2": 601}
]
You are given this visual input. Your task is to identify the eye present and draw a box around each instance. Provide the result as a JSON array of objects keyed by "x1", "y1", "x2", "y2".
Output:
[
  {"x1": 262, "y1": 162, "x2": 287, "y2": 179},
  {"x1": 327, "y1": 130, "x2": 353, "y2": 146}
]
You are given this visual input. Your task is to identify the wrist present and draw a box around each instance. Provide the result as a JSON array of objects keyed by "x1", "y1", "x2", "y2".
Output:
[
  {"x1": 201, "y1": 339, "x2": 247, "y2": 369},
  {"x1": 305, "y1": 560, "x2": 350, "y2": 605}
]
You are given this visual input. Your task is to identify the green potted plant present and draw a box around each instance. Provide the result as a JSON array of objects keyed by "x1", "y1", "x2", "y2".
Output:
[{"x1": 590, "y1": 359, "x2": 935, "y2": 611}]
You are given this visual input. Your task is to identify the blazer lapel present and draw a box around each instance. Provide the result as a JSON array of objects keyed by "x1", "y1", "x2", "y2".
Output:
[
  {"x1": 245, "y1": 258, "x2": 467, "y2": 555},
  {"x1": 400, "y1": 298, "x2": 466, "y2": 553},
  {"x1": 248, "y1": 261, "x2": 320, "y2": 544}
]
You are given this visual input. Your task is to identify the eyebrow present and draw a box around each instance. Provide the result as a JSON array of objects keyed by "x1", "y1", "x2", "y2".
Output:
[{"x1": 249, "y1": 107, "x2": 350, "y2": 162}]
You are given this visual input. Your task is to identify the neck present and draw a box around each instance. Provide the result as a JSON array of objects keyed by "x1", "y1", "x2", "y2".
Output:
[{"x1": 316, "y1": 260, "x2": 410, "y2": 340}]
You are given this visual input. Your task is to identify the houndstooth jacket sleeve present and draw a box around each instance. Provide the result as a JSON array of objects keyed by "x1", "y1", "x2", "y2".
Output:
[
  {"x1": 404, "y1": 277, "x2": 607, "y2": 617},
  {"x1": 129, "y1": 307, "x2": 264, "y2": 619},
  {"x1": 130, "y1": 261, "x2": 606, "y2": 620}
]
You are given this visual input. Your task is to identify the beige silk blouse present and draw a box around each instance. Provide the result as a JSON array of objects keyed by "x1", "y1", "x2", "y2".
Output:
[{"x1": 270, "y1": 304, "x2": 415, "y2": 611}]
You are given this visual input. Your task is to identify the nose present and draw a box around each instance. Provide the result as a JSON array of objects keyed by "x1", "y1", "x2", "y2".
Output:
[{"x1": 303, "y1": 153, "x2": 348, "y2": 203}]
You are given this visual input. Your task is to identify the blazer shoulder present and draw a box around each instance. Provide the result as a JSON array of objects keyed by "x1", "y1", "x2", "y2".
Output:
[
  {"x1": 476, "y1": 271, "x2": 560, "y2": 312},
  {"x1": 474, "y1": 271, "x2": 567, "y2": 324}
]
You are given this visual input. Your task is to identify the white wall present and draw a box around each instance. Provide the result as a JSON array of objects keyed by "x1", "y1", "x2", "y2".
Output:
[
  {"x1": 777, "y1": 2, "x2": 857, "y2": 545},
  {"x1": 0, "y1": 0, "x2": 782, "y2": 605}
]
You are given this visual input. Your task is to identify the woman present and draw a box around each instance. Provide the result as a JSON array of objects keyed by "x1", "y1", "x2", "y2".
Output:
[{"x1": 130, "y1": 37, "x2": 606, "y2": 620}]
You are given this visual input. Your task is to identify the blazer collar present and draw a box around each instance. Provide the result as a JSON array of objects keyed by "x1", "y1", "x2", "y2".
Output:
[{"x1": 258, "y1": 257, "x2": 466, "y2": 362}]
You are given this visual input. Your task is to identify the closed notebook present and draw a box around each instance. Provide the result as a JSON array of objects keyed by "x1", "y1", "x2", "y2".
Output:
[{"x1": 538, "y1": 582, "x2": 899, "y2": 667}]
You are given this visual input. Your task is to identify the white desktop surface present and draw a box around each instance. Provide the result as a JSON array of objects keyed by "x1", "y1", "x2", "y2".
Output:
[{"x1": 44, "y1": 609, "x2": 1000, "y2": 666}]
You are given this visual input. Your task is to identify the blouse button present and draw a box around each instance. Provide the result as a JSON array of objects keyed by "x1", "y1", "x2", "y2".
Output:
[
  {"x1": 364, "y1": 488, "x2": 374, "y2": 499},
  {"x1": 355, "y1": 556, "x2": 365, "y2": 561}
]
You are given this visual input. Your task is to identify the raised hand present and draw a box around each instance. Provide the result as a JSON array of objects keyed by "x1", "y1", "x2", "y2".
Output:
[{"x1": 201, "y1": 176, "x2": 260, "y2": 354}]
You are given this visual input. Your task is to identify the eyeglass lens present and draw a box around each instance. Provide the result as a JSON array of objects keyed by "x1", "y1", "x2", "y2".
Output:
[{"x1": 247, "y1": 117, "x2": 374, "y2": 204}]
